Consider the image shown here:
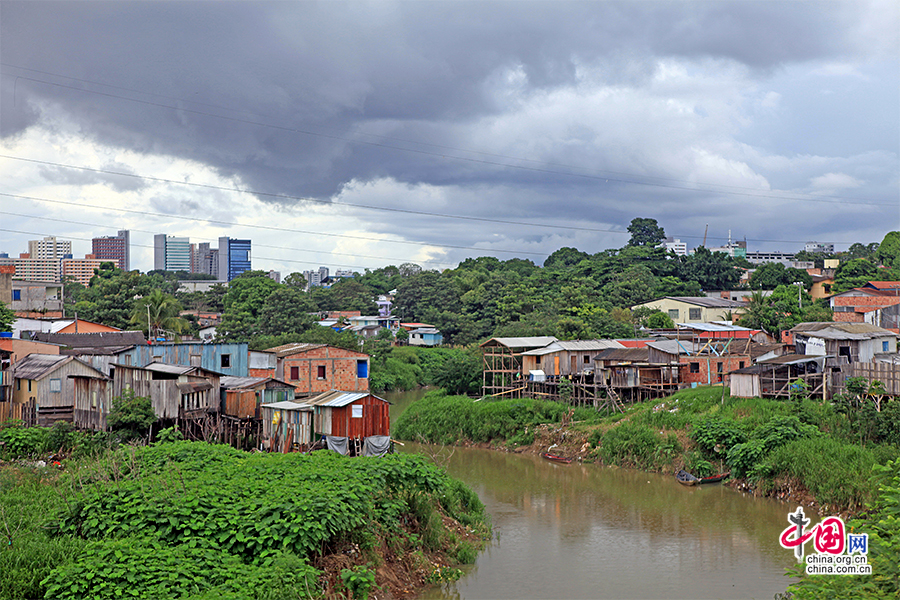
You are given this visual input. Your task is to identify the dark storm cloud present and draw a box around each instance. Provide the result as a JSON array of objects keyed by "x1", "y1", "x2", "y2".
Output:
[
  {"x1": 37, "y1": 161, "x2": 146, "y2": 193},
  {"x1": 1, "y1": 0, "x2": 897, "y2": 262}
]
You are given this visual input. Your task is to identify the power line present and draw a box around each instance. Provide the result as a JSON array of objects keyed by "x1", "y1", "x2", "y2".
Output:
[
  {"x1": 0, "y1": 192, "x2": 548, "y2": 256},
  {"x1": 0, "y1": 211, "x2": 460, "y2": 268},
  {"x1": 4, "y1": 72, "x2": 894, "y2": 208}
]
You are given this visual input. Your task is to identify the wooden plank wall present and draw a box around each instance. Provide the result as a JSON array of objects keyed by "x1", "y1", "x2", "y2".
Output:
[{"x1": 834, "y1": 362, "x2": 900, "y2": 397}]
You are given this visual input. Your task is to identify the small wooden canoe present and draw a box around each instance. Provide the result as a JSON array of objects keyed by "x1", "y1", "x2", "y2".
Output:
[
  {"x1": 676, "y1": 470, "x2": 700, "y2": 486},
  {"x1": 541, "y1": 452, "x2": 574, "y2": 464},
  {"x1": 698, "y1": 472, "x2": 730, "y2": 484}
]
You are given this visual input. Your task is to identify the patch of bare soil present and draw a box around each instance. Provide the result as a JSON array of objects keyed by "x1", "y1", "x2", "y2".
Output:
[{"x1": 313, "y1": 513, "x2": 487, "y2": 600}]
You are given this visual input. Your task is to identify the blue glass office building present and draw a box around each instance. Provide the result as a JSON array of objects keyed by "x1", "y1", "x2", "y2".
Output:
[{"x1": 218, "y1": 237, "x2": 251, "y2": 281}]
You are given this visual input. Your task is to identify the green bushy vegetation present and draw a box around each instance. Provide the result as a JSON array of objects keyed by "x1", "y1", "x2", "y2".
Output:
[
  {"x1": 393, "y1": 390, "x2": 602, "y2": 445},
  {"x1": 0, "y1": 442, "x2": 488, "y2": 600},
  {"x1": 786, "y1": 460, "x2": 900, "y2": 599}
]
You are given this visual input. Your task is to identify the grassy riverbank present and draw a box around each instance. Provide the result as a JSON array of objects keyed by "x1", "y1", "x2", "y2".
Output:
[
  {"x1": 394, "y1": 387, "x2": 898, "y2": 515},
  {"x1": 0, "y1": 441, "x2": 490, "y2": 600}
]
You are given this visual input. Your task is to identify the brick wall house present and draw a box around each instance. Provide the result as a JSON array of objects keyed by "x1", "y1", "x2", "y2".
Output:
[{"x1": 265, "y1": 343, "x2": 370, "y2": 397}]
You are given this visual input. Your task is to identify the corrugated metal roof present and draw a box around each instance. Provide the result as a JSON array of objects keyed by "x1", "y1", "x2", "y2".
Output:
[
  {"x1": 757, "y1": 354, "x2": 831, "y2": 366},
  {"x1": 220, "y1": 376, "x2": 267, "y2": 389},
  {"x1": 144, "y1": 362, "x2": 194, "y2": 375},
  {"x1": 522, "y1": 339, "x2": 624, "y2": 355},
  {"x1": 790, "y1": 322, "x2": 897, "y2": 340},
  {"x1": 594, "y1": 347, "x2": 651, "y2": 361},
  {"x1": 263, "y1": 343, "x2": 327, "y2": 358},
  {"x1": 480, "y1": 336, "x2": 558, "y2": 349},
  {"x1": 13, "y1": 353, "x2": 70, "y2": 379},
  {"x1": 676, "y1": 323, "x2": 754, "y2": 332},
  {"x1": 302, "y1": 390, "x2": 387, "y2": 407},
  {"x1": 260, "y1": 400, "x2": 312, "y2": 411},
  {"x1": 645, "y1": 339, "x2": 696, "y2": 355},
  {"x1": 409, "y1": 328, "x2": 441, "y2": 334},
  {"x1": 664, "y1": 297, "x2": 747, "y2": 308}
]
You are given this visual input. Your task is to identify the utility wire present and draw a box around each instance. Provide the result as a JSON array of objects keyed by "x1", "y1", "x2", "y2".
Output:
[{"x1": 0, "y1": 192, "x2": 548, "y2": 256}]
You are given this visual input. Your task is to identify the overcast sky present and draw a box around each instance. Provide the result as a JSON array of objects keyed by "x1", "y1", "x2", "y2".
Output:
[{"x1": 1, "y1": 0, "x2": 898, "y2": 275}]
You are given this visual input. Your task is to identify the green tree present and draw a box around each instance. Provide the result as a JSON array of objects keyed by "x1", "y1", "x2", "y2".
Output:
[
  {"x1": 218, "y1": 271, "x2": 281, "y2": 340},
  {"x1": 832, "y1": 258, "x2": 878, "y2": 293},
  {"x1": 68, "y1": 266, "x2": 174, "y2": 329},
  {"x1": 600, "y1": 265, "x2": 658, "y2": 307},
  {"x1": 130, "y1": 289, "x2": 189, "y2": 340},
  {"x1": 0, "y1": 302, "x2": 14, "y2": 332},
  {"x1": 676, "y1": 247, "x2": 743, "y2": 290},
  {"x1": 646, "y1": 311, "x2": 675, "y2": 329},
  {"x1": 747, "y1": 263, "x2": 812, "y2": 290},
  {"x1": 875, "y1": 231, "x2": 900, "y2": 268},
  {"x1": 736, "y1": 290, "x2": 777, "y2": 334},
  {"x1": 626, "y1": 217, "x2": 666, "y2": 247},
  {"x1": 257, "y1": 286, "x2": 316, "y2": 336},
  {"x1": 107, "y1": 389, "x2": 156, "y2": 441},
  {"x1": 543, "y1": 247, "x2": 591, "y2": 269}
]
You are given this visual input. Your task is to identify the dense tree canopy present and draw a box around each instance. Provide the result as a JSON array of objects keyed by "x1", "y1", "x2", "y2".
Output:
[{"x1": 626, "y1": 217, "x2": 666, "y2": 247}]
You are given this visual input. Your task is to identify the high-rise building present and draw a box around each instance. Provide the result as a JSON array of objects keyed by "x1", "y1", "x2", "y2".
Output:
[
  {"x1": 192, "y1": 242, "x2": 219, "y2": 277},
  {"x1": 92, "y1": 230, "x2": 130, "y2": 271},
  {"x1": 153, "y1": 234, "x2": 192, "y2": 272},
  {"x1": 28, "y1": 236, "x2": 71, "y2": 261},
  {"x1": 218, "y1": 237, "x2": 251, "y2": 281},
  {"x1": 661, "y1": 237, "x2": 687, "y2": 256},
  {"x1": 805, "y1": 242, "x2": 834, "y2": 254}
]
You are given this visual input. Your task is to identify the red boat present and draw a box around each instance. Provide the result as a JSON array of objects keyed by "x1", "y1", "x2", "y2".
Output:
[{"x1": 541, "y1": 452, "x2": 574, "y2": 464}]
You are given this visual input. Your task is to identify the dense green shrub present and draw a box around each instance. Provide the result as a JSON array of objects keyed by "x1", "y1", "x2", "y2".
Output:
[
  {"x1": 690, "y1": 417, "x2": 746, "y2": 453},
  {"x1": 30, "y1": 442, "x2": 487, "y2": 600},
  {"x1": 393, "y1": 391, "x2": 600, "y2": 445},
  {"x1": 106, "y1": 389, "x2": 156, "y2": 440},
  {"x1": 0, "y1": 425, "x2": 49, "y2": 459},
  {"x1": 597, "y1": 421, "x2": 681, "y2": 470}
]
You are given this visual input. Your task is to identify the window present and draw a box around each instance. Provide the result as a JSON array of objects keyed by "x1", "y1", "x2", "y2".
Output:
[
  {"x1": 12, "y1": 289, "x2": 20, "y2": 301},
  {"x1": 28, "y1": 380, "x2": 32, "y2": 392},
  {"x1": 884, "y1": 341, "x2": 891, "y2": 352},
  {"x1": 535, "y1": 356, "x2": 541, "y2": 365},
  {"x1": 290, "y1": 366, "x2": 300, "y2": 380},
  {"x1": 716, "y1": 362, "x2": 723, "y2": 373},
  {"x1": 16, "y1": 380, "x2": 20, "y2": 391},
  {"x1": 824, "y1": 284, "x2": 832, "y2": 293},
  {"x1": 690, "y1": 362, "x2": 700, "y2": 373},
  {"x1": 190, "y1": 354, "x2": 201, "y2": 367},
  {"x1": 357, "y1": 360, "x2": 368, "y2": 378},
  {"x1": 689, "y1": 308, "x2": 701, "y2": 320},
  {"x1": 739, "y1": 361, "x2": 745, "y2": 369},
  {"x1": 221, "y1": 354, "x2": 231, "y2": 369},
  {"x1": 352, "y1": 405, "x2": 363, "y2": 418},
  {"x1": 584, "y1": 355, "x2": 590, "y2": 364},
  {"x1": 317, "y1": 365, "x2": 326, "y2": 379},
  {"x1": 49, "y1": 378, "x2": 61, "y2": 392},
  {"x1": 668, "y1": 309, "x2": 679, "y2": 319}
]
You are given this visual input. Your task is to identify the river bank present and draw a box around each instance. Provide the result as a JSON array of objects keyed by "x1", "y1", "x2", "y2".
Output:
[{"x1": 393, "y1": 386, "x2": 897, "y2": 517}]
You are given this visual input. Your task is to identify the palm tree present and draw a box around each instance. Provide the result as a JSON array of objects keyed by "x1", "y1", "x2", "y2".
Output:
[
  {"x1": 736, "y1": 290, "x2": 776, "y2": 335},
  {"x1": 131, "y1": 289, "x2": 189, "y2": 341}
]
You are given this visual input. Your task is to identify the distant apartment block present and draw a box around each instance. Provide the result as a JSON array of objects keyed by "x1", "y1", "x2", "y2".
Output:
[
  {"x1": 218, "y1": 237, "x2": 251, "y2": 281},
  {"x1": 28, "y1": 236, "x2": 71, "y2": 261},
  {"x1": 0, "y1": 253, "x2": 63, "y2": 283},
  {"x1": 267, "y1": 270, "x2": 281, "y2": 283},
  {"x1": 804, "y1": 241, "x2": 834, "y2": 254},
  {"x1": 153, "y1": 234, "x2": 192, "y2": 272},
  {"x1": 62, "y1": 254, "x2": 119, "y2": 286},
  {"x1": 661, "y1": 237, "x2": 687, "y2": 256},
  {"x1": 91, "y1": 230, "x2": 130, "y2": 271},
  {"x1": 192, "y1": 242, "x2": 219, "y2": 277},
  {"x1": 303, "y1": 266, "x2": 330, "y2": 289},
  {"x1": 745, "y1": 251, "x2": 796, "y2": 265}
]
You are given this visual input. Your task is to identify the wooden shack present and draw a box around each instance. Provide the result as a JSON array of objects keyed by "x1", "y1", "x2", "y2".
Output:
[
  {"x1": 481, "y1": 336, "x2": 558, "y2": 397},
  {"x1": 730, "y1": 354, "x2": 829, "y2": 400},
  {"x1": 71, "y1": 373, "x2": 111, "y2": 430},
  {"x1": 521, "y1": 340, "x2": 625, "y2": 377},
  {"x1": 12, "y1": 354, "x2": 107, "y2": 426},
  {"x1": 113, "y1": 362, "x2": 221, "y2": 420},
  {"x1": 303, "y1": 390, "x2": 390, "y2": 440},
  {"x1": 259, "y1": 400, "x2": 313, "y2": 451}
]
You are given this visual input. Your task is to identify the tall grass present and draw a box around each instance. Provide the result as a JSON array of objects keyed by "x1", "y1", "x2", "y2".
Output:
[
  {"x1": 762, "y1": 436, "x2": 882, "y2": 512},
  {"x1": 0, "y1": 468, "x2": 86, "y2": 600}
]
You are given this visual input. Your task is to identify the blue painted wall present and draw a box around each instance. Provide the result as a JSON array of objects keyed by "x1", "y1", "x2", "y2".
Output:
[{"x1": 118, "y1": 342, "x2": 249, "y2": 377}]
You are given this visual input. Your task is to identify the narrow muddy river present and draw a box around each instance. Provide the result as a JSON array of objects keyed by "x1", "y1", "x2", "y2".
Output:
[{"x1": 385, "y1": 390, "x2": 798, "y2": 599}]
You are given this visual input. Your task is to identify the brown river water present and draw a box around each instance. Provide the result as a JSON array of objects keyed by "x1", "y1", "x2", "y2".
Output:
[{"x1": 385, "y1": 390, "x2": 798, "y2": 600}]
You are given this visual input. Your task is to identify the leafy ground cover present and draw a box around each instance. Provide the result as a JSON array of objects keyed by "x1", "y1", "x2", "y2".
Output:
[{"x1": 0, "y1": 441, "x2": 490, "y2": 600}]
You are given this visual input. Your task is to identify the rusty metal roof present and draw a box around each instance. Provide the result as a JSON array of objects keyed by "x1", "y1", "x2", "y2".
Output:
[
  {"x1": 263, "y1": 343, "x2": 327, "y2": 358},
  {"x1": 790, "y1": 322, "x2": 897, "y2": 340}
]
